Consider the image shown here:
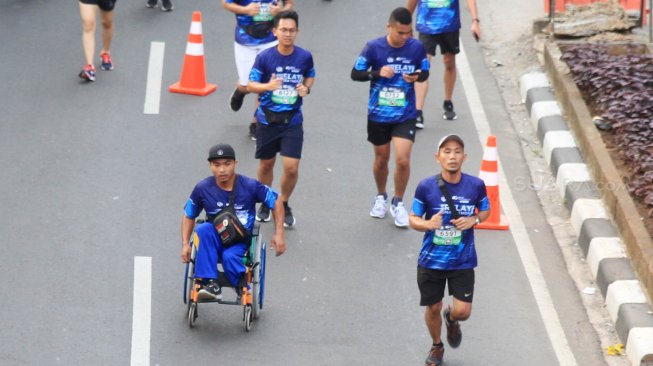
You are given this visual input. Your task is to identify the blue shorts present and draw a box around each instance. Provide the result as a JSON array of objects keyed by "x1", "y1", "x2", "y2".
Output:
[{"x1": 255, "y1": 123, "x2": 303, "y2": 160}]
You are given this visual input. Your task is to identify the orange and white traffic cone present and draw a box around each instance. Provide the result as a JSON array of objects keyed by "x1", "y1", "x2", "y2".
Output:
[
  {"x1": 476, "y1": 135, "x2": 509, "y2": 230},
  {"x1": 169, "y1": 11, "x2": 217, "y2": 96}
]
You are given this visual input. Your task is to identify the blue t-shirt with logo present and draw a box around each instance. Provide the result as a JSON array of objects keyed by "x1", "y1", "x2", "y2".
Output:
[
  {"x1": 411, "y1": 173, "x2": 489, "y2": 270},
  {"x1": 226, "y1": 0, "x2": 278, "y2": 46},
  {"x1": 249, "y1": 46, "x2": 315, "y2": 126},
  {"x1": 354, "y1": 36, "x2": 429, "y2": 123},
  {"x1": 184, "y1": 175, "x2": 278, "y2": 232},
  {"x1": 415, "y1": 0, "x2": 461, "y2": 35}
]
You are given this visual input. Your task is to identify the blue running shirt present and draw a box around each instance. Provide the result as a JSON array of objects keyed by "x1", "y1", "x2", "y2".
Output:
[
  {"x1": 226, "y1": 0, "x2": 278, "y2": 46},
  {"x1": 249, "y1": 46, "x2": 315, "y2": 126},
  {"x1": 411, "y1": 173, "x2": 489, "y2": 270},
  {"x1": 184, "y1": 175, "x2": 278, "y2": 232},
  {"x1": 415, "y1": 0, "x2": 461, "y2": 35},
  {"x1": 354, "y1": 36, "x2": 429, "y2": 123}
]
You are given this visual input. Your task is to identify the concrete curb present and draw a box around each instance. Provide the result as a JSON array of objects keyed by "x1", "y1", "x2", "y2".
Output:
[{"x1": 520, "y1": 71, "x2": 653, "y2": 366}]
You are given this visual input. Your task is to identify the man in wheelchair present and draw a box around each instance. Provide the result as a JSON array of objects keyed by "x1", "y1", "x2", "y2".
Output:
[{"x1": 181, "y1": 143, "x2": 286, "y2": 300}]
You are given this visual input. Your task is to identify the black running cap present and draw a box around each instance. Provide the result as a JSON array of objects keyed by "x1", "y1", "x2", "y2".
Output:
[
  {"x1": 207, "y1": 144, "x2": 236, "y2": 161},
  {"x1": 437, "y1": 134, "x2": 465, "y2": 150}
]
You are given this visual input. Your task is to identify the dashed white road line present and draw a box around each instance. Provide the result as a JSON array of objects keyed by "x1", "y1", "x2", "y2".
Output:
[
  {"x1": 144, "y1": 42, "x2": 165, "y2": 115},
  {"x1": 131, "y1": 256, "x2": 152, "y2": 366},
  {"x1": 458, "y1": 43, "x2": 579, "y2": 366}
]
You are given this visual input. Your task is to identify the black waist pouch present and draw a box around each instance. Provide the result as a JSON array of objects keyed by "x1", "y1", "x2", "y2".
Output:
[
  {"x1": 263, "y1": 108, "x2": 297, "y2": 125},
  {"x1": 211, "y1": 175, "x2": 249, "y2": 248},
  {"x1": 245, "y1": 21, "x2": 273, "y2": 39},
  {"x1": 213, "y1": 207, "x2": 249, "y2": 248}
]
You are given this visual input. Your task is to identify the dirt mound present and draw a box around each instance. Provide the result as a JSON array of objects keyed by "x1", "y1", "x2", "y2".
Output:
[{"x1": 553, "y1": 0, "x2": 636, "y2": 37}]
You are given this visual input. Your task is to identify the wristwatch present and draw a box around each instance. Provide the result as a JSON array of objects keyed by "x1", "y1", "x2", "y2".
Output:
[{"x1": 474, "y1": 216, "x2": 481, "y2": 226}]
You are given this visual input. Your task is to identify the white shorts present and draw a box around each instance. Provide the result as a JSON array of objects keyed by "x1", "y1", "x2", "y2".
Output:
[{"x1": 234, "y1": 41, "x2": 278, "y2": 86}]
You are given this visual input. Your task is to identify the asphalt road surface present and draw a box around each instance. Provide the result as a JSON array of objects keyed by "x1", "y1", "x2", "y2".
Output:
[{"x1": 0, "y1": 0, "x2": 615, "y2": 365}]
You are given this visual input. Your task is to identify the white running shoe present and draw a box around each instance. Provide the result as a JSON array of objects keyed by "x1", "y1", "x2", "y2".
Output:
[
  {"x1": 390, "y1": 201, "x2": 409, "y2": 227},
  {"x1": 369, "y1": 195, "x2": 387, "y2": 218}
]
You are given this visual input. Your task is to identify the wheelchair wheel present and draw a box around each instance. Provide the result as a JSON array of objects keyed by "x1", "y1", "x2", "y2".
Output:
[
  {"x1": 183, "y1": 241, "x2": 197, "y2": 305},
  {"x1": 188, "y1": 302, "x2": 197, "y2": 328},
  {"x1": 244, "y1": 305, "x2": 252, "y2": 332},
  {"x1": 252, "y1": 239, "x2": 266, "y2": 320}
]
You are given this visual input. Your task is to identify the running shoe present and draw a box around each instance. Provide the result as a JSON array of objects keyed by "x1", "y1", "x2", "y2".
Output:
[
  {"x1": 390, "y1": 201, "x2": 409, "y2": 227},
  {"x1": 415, "y1": 110, "x2": 425, "y2": 129},
  {"x1": 283, "y1": 203, "x2": 296, "y2": 228},
  {"x1": 424, "y1": 343, "x2": 444, "y2": 366},
  {"x1": 145, "y1": 0, "x2": 157, "y2": 8},
  {"x1": 198, "y1": 279, "x2": 222, "y2": 300},
  {"x1": 79, "y1": 65, "x2": 96, "y2": 82},
  {"x1": 230, "y1": 88, "x2": 246, "y2": 112},
  {"x1": 249, "y1": 122, "x2": 257, "y2": 141},
  {"x1": 369, "y1": 194, "x2": 387, "y2": 219},
  {"x1": 100, "y1": 52, "x2": 113, "y2": 71},
  {"x1": 443, "y1": 305, "x2": 462, "y2": 348},
  {"x1": 443, "y1": 100, "x2": 457, "y2": 120},
  {"x1": 160, "y1": 0, "x2": 173, "y2": 11},
  {"x1": 256, "y1": 204, "x2": 271, "y2": 222}
]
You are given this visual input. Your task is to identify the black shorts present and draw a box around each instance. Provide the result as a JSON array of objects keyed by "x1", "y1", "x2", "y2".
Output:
[
  {"x1": 255, "y1": 123, "x2": 303, "y2": 160},
  {"x1": 417, "y1": 266, "x2": 475, "y2": 306},
  {"x1": 418, "y1": 32, "x2": 460, "y2": 56},
  {"x1": 367, "y1": 119, "x2": 416, "y2": 146},
  {"x1": 79, "y1": 0, "x2": 117, "y2": 11}
]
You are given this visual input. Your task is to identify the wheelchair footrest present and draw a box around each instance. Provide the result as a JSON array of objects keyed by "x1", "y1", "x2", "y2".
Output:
[{"x1": 195, "y1": 298, "x2": 242, "y2": 306}]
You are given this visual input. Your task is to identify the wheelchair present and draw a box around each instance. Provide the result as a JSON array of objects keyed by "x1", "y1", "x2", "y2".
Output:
[{"x1": 183, "y1": 221, "x2": 266, "y2": 332}]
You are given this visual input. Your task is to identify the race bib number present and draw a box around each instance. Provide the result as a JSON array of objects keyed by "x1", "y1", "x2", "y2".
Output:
[
  {"x1": 271, "y1": 86, "x2": 298, "y2": 105},
  {"x1": 433, "y1": 225, "x2": 462, "y2": 245},
  {"x1": 427, "y1": 0, "x2": 451, "y2": 8},
  {"x1": 253, "y1": 3, "x2": 273, "y2": 22},
  {"x1": 378, "y1": 87, "x2": 406, "y2": 107}
]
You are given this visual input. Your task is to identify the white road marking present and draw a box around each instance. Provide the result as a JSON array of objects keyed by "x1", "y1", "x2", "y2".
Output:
[
  {"x1": 458, "y1": 43, "x2": 579, "y2": 366},
  {"x1": 144, "y1": 42, "x2": 165, "y2": 115},
  {"x1": 131, "y1": 256, "x2": 152, "y2": 366}
]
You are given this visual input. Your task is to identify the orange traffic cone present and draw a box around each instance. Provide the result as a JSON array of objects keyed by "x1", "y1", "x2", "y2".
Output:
[
  {"x1": 169, "y1": 11, "x2": 217, "y2": 96},
  {"x1": 476, "y1": 135, "x2": 509, "y2": 230}
]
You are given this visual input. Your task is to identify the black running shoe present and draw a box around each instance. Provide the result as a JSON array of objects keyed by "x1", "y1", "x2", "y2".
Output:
[
  {"x1": 283, "y1": 203, "x2": 295, "y2": 228},
  {"x1": 249, "y1": 122, "x2": 257, "y2": 141},
  {"x1": 145, "y1": 0, "x2": 157, "y2": 8},
  {"x1": 256, "y1": 204, "x2": 271, "y2": 222},
  {"x1": 443, "y1": 101, "x2": 457, "y2": 120},
  {"x1": 424, "y1": 343, "x2": 444, "y2": 366},
  {"x1": 198, "y1": 279, "x2": 221, "y2": 300},
  {"x1": 416, "y1": 109, "x2": 424, "y2": 129},
  {"x1": 160, "y1": 0, "x2": 173, "y2": 11},
  {"x1": 443, "y1": 305, "x2": 462, "y2": 348},
  {"x1": 230, "y1": 88, "x2": 246, "y2": 112}
]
